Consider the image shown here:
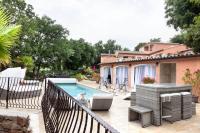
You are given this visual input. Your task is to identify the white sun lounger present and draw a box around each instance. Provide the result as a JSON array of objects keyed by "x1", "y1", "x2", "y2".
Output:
[{"x1": 90, "y1": 94, "x2": 113, "y2": 111}]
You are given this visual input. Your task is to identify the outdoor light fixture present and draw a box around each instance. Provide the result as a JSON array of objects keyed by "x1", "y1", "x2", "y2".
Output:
[{"x1": 156, "y1": 62, "x2": 159, "y2": 66}]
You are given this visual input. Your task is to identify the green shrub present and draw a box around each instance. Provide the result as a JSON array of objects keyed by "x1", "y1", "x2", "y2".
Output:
[
  {"x1": 92, "y1": 73, "x2": 100, "y2": 83},
  {"x1": 183, "y1": 69, "x2": 200, "y2": 99},
  {"x1": 73, "y1": 73, "x2": 87, "y2": 81},
  {"x1": 13, "y1": 56, "x2": 34, "y2": 70},
  {"x1": 83, "y1": 67, "x2": 94, "y2": 75}
]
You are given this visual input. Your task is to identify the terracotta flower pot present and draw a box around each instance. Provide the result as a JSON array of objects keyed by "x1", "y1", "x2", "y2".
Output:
[{"x1": 192, "y1": 95, "x2": 199, "y2": 103}]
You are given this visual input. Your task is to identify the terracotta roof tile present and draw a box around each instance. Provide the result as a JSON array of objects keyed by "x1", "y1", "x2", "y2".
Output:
[{"x1": 99, "y1": 53, "x2": 200, "y2": 65}]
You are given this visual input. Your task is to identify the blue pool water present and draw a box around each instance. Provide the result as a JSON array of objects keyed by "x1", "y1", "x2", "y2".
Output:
[{"x1": 57, "y1": 83, "x2": 107, "y2": 99}]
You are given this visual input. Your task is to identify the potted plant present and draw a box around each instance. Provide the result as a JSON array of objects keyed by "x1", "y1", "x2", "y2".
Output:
[
  {"x1": 183, "y1": 69, "x2": 200, "y2": 103},
  {"x1": 92, "y1": 73, "x2": 100, "y2": 83},
  {"x1": 192, "y1": 95, "x2": 199, "y2": 103},
  {"x1": 142, "y1": 77, "x2": 155, "y2": 84}
]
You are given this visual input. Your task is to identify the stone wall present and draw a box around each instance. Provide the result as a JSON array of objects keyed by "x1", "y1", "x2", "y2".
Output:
[{"x1": 0, "y1": 115, "x2": 30, "y2": 133}]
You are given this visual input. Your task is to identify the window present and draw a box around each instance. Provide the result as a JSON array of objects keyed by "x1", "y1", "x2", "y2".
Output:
[
  {"x1": 144, "y1": 46, "x2": 149, "y2": 51},
  {"x1": 150, "y1": 45, "x2": 153, "y2": 51}
]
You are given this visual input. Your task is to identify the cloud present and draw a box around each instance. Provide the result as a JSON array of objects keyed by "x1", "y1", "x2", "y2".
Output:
[{"x1": 26, "y1": 0, "x2": 178, "y2": 50}]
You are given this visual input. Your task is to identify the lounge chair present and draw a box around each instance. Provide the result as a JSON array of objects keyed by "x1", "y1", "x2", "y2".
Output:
[
  {"x1": 19, "y1": 68, "x2": 40, "y2": 85},
  {"x1": 0, "y1": 67, "x2": 21, "y2": 77},
  {"x1": 0, "y1": 67, "x2": 26, "y2": 87},
  {"x1": 90, "y1": 94, "x2": 113, "y2": 111},
  {"x1": 0, "y1": 67, "x2": 42, "y2": 99},
  {"x1": 1, "y1": 68, "x2": 40, "y2": 86}
]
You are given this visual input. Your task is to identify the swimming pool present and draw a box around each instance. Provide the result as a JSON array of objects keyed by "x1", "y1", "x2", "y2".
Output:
[{"x1": 57, "y1": 83, "x2": 107, "y2": 99}]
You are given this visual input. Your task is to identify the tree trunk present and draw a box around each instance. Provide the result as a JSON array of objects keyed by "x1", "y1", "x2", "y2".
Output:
[
  {"x1": 60, "y1": 59, "x2": 63, "y2": 71},
  {"x1": 33, "y1": 67, "x2": 36, "y2": 77},
  {"x1": 36, "y1": 62, "x2": 41, "y2": 78}
]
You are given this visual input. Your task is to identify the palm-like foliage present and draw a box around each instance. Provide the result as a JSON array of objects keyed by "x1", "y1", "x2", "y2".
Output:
[{"x1": 0, "y1": 8, "x2": 21, "y2": 65}]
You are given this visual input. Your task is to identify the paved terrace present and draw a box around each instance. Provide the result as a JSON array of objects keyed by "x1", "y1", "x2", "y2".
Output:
[
  {"x1": 0, "y1": 82, "x2": 46, "y2": 133},
  {"x1": 0, "y1": 107, "x2": 45, "y2": 133},
  {"x1": 79, "y1": 80, "x2": 200, "y2": 133}
]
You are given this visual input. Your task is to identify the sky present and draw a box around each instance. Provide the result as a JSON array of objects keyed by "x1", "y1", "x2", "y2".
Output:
[{"x1": 26, "y1": 0, "x2": 178, "y2": 50}]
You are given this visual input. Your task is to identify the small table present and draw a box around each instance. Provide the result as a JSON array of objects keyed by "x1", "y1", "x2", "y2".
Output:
[{"x1": 129, "y1": 106, "x2": 152, "y2": 127}]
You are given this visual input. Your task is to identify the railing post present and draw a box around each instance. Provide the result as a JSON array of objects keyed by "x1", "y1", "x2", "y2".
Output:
[
  {"x1": 6, "y1": 77, "x2": 10, "y2": 109},
  {"x1": 44, "y1": 78, "x2": 47, "y2": 93},
  {"x1": 56, "y1": 89, "x2": 60, "y2": 133}
]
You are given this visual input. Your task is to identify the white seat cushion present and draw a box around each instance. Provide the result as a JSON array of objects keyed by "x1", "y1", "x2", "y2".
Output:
[{"x1": 92, "y1": 94, "x2": 113, "y2": 99}]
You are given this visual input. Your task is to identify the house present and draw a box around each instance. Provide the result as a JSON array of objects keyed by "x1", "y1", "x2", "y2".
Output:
[{"x1": 99, "y1": 42, "x2": 200, "y2": 92}]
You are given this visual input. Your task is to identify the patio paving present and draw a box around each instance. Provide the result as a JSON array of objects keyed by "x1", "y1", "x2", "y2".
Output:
[{"x1": 80, "y1": 80, "x2": 200, "y2": 133}]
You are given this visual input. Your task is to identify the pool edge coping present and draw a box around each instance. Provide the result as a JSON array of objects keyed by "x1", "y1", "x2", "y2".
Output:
[{"x1": 77, "y1": 82, "x2": 112, "y2": 94}]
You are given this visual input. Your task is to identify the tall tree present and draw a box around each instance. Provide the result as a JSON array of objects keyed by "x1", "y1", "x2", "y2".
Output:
[
  {"x1": 0, "y1": 8, "x2": 21, "y2": 65},
  {"x1": 165, "y1": 0, "x2": 200, "y2": 52},
  {"x1": 94, "y1": 40, "x2": 124, "y2": 65},
  {"x1": 170, "y1": 34, "x2": 185, "y2": 44},
  {"x1": 0, "y1": 0, "x2": 133, "y2": 76},
  {"x1": 165, "y1": 0, "x2": 200, "y2": 30},
  {"x1": 67, "y1": 38, "x2": 96, "y2": 70},
  {"x1": 150, "y1": 38, "x2": 161, "y2": 42},
  {"x1": 123, "y1": 47, "x2": 130, "y2": 51},
  {"x1": 134, "y1": 38, "x2": 161, "y2": 51},
  {"x1": 0, "y1": 0, "x2": 36, "y2": 57},
  {"x1": 134, "y1": 43, "x2": 146, "y2": 51},
  {"x1": 103, "y1": 40, "x2": 122, "y2": 54},
  {"x1": 185, "y1": 16, "x2": 200, "y2": 53},
  {"x1": 23, "y1": 16, "x2": 72, "y2": 76},
  {"x1": 94, "y1": 41, "x2": 104, "y2": 65}
]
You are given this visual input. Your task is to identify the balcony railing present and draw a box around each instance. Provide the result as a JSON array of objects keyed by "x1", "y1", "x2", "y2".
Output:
[
  {"x1": 42, "y1": 80, "x2": 119, "y2": 133},
  {"x1": 0, "y1": 77, "x2": 43, "y2": 109}
]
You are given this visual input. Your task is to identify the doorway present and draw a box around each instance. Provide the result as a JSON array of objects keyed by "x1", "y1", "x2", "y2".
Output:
[
  {"x1": 103, "y1": 67, "x2": 112, "y2": 84},
  {"x1": 160, "y1": 63, "x2": 176, "y2": 83}
]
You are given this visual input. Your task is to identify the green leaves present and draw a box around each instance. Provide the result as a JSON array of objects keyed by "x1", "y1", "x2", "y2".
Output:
[
  {"x1": 165, "y1": 0, "x2": 200, "y2": 53},
  {"x1": 170, "y1": 34, "x2": 185, "y2": 43},
  {"x1": 134, "y1": 43, "x2": 146, "y2": 51},
  {"x1": 0, "y1": 8, "x2": 21, "y2": 65},
  {"x1": 150, "y1": 38, "x2": 161, "y2": 42},
  {"x1": 185, "y1": 16, "x2": 200, "y2": 53},
  {"x1": 93, "y1": 39, "x2": 125, "y2": 65},
  {"x1": 23, "y1": 16, "x2": 71, "y2": 75},
  {"x1": 134, "y1": 38, "x2": 161, "y2": 51},
  {"x1": 67, "y1": 39, "x2": 96, "y2": 70},
  {"x1": 0, "y1": 0, "x2": 130, "y2": 77},
  {"x1": 13, "y1": 55, "x2": 34, "y2": 70},
  {"x1": 165, "y1": 0, "x2": 200, "y2": 30}
]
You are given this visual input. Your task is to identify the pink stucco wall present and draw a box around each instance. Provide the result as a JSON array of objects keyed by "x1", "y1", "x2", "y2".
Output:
[
  {"x1": 101, "y1": 55, "x2": 116, "y2": 63},
  {"x1": 100, "y1": 43, "x2": 198, "y2": 92},
  {"x1": 101, "y1": 53, "x2": 148, "y2": 63},
  {"x1": 100, "y1": 56, "x2": 200, "y2": 91},
  {"x1": 175, "y1": 58, "x2": 200, "y2": 84},
  {"x1": 154, "y1": 57, "x2": 200, "y2": 84},
  {"x1": 101, "y1": 61, "x2": 158, "y2": 91},
  {"x1": 139, "y1": 43, "x2": 184, "y2": 53},
  {"x1": 101, "y1": 43, "x2": 189, "y2": 64},
  {"x1": 151, "y1": 45, "x2": 188, "y2": 55}
]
